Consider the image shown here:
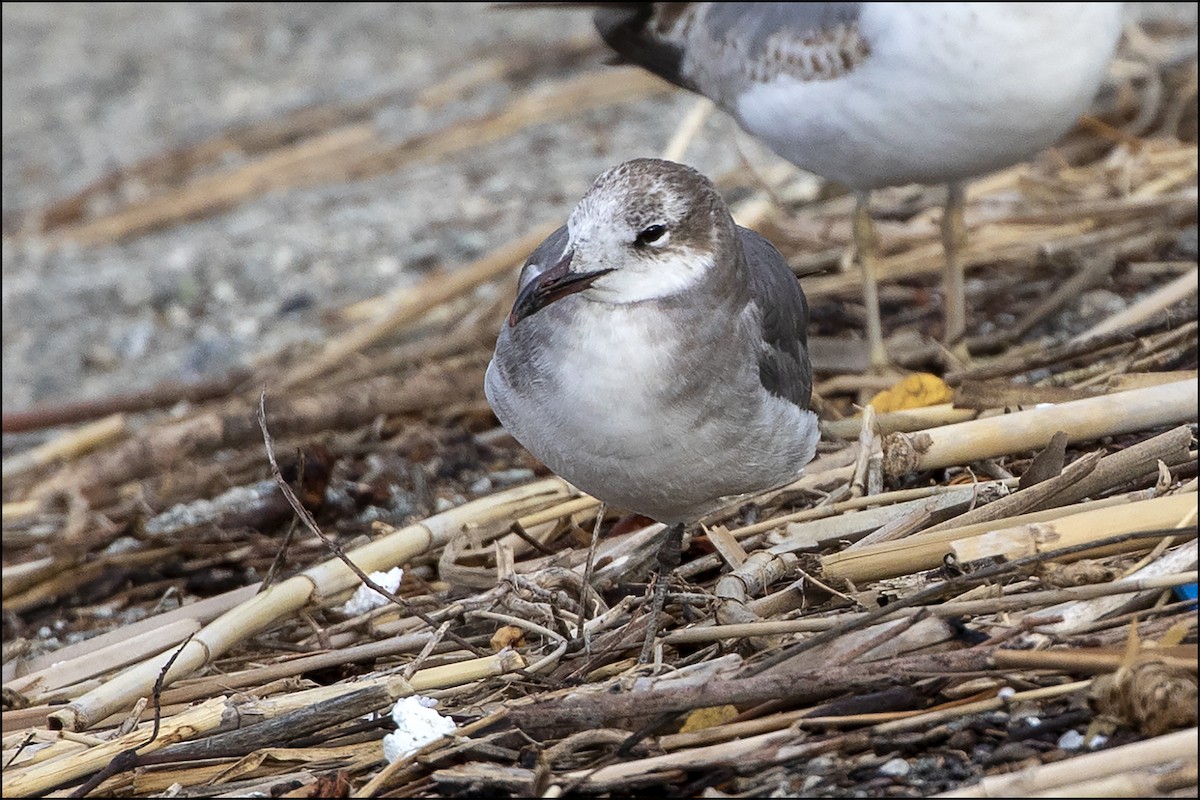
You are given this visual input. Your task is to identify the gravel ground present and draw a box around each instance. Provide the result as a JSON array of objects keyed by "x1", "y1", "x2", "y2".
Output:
[{"x1": 2, "y1": 2, "x2": 748, "y2": 412}]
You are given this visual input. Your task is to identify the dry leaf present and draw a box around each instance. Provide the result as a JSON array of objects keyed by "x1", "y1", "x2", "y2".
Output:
[
  {"x1": 678, "y1": 704, "x2": 739, "y2": 733},
  {"x1": 490, "y1": 625, "x2": 526, "y2": 651},
  {"x1": 869, "y1": 373, "x2": 953, "y2": 413}
]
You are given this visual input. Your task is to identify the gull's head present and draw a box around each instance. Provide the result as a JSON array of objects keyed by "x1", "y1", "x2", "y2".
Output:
[{"x1": 508, "y1": 159, "x2": 736, "y2": 326}]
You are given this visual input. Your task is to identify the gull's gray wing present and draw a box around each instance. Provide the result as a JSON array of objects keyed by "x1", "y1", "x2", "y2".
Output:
[
  {"x1": 595, "y1": 3, "x2": 867, "y2": 102},
  {"x1": 738, "y1": 226, "x2": 812, "y2": 411}
]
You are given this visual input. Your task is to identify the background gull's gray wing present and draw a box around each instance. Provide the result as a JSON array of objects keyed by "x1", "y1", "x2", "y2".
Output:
[
  {"x1": 594, "y1": 3, "x2": 867, "y2": 103},
  {"x1": 738, "y1": 226, "x2": 812, "y2": 411}
]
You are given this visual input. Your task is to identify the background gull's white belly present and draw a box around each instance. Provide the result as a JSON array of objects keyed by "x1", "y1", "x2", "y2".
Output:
[{"x1": 734, "y1": 4, "x2": 1124, "y2": 189}]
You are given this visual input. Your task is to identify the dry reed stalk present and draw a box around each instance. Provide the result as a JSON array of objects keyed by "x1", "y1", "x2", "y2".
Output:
[
  {"x1": 1, "y1": 368, "x2": 253, "y2": 434},
  {"x1": 665, "y1": 617, "x2": 844, "y2": 645},
  {"x1": 872, "y1": 681, "x2": 1093, "y2": 737},
  {"x1": 0, "y1": 413, "x2": 126, "y2": 482},
  {"x1": 1107, "y1": 369, "x2": 1199, "y2": 390},
  {"x1": 3, "y1": 546, "x2": 180, "y2": 614},
  {"x1": 1032, "y1": 538, "x2": 1198, "y2": 633},
  {"x1": 45, "y1": 478, "x2": 574, "y2": 732},
  {"x1": 820, "y1": 404, "x2": 978, "y2": 440},
  {"x1": 54, "y1": 125, "x2": 378, "y2": 246},
  {"x1": 734, "y1": 480, "x2": 1017, "y2": 540},
  {"x1": 150, "y1": 632, "x2": 448, "y2": 708},
  {"x1": 1029, "y1": 765, "x2": 1198, "y2": 799},
  {"x1": 7, "y1": 654, "x2": 523, "y2": 795},
  {"x1": 1044, "y1": 424, "x2": 1194, "y2": 506},
  {"x1": 15, "y1": 584, "x2": 258, "y2": 676},
  {"x1": 408, "y1": 649, "x2": 526, "y2": 691},
  {"x1": 937, "y1": 727, "x2": 1197, "y2": 797},
  {"x1": 1, "y1": 556, "x2": 57, "y2": 599},
  {"x1": 660, "y1": 96, "x2": 716, "y2": 162},
  {"x1": 883, "y1": 380, "x2": 1197, "y2": 478},
  {"x1": 97, "y1": 750, "x2": 355, "y2": 795},
  {"x1": 668, "y1": 571, "x2": 1195, "y2": 646},
  {"x1": 560, "y1": 726, "x2": 798, "y2": 788},
  {"x1": 23, "y1": 365, "x2": 484, "y2": 503},
  {"x1": 803, "y1": 219, "x2": 1093, "y2": 298},
  {"x1": 920, "y1": 449, "x2": 1102, "y2": 534},
  {"x1": 236, "y1": 650, "x2": 522, "y2": 718},
  {"x1": 950, "y1": 492, "x2": 1197, "y2": 563},
  {"x1": 820, "y1": 490, "x2": 1161, "y2": 584},
  {"x1": 6, "y1": 619, "x2": 201, "y2": 700},
  {"x1": 0, "y1": 499, "x2": 40, "y2": 523},
  {"x1": 2, "y1": 696, "x2": 229, "y2": 797},
  {"x1": 993, "y1": 645, "x2": 1197, "y2": 675},
  {"x1": 47, "y1": 67, "x2": 674, "y2": 247},
  {"x1": 713, "y1": 552, "x2": 799, "y2": 644},
  {"x1": 1071, "y1": 266, "x2": 1198, "y2": 342}
]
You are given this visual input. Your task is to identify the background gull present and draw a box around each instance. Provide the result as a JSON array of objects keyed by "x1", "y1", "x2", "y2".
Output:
[{"x1": 594, "y1": 3, "x2": 1125, "y2": 366}]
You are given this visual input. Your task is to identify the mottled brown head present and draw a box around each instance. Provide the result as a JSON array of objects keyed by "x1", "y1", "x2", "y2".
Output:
[
  {"x1": 561, "y1": 158, "x2": 739, "y2": 305},
  {"x1": 508, "y1": 158, "x2": 741, "y2": 326}
]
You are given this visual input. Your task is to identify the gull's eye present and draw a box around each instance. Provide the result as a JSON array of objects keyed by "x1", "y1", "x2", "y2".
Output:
[{"x1": 635, "y1": 224, "x2": 668, "y2": 247}]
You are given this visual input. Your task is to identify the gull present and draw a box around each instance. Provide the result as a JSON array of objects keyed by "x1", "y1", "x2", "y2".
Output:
[
  {"x1": 593, "y1": 3, "x2": 1125, "y2": 366},
  {"x1": 486, "y1": 158, "x2": 819, "y2": 659}
]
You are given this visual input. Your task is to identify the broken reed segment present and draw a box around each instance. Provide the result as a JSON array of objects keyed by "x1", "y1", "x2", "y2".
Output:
[
  {"x1": 948, "y1": 493, "x2": 1197, "y2": 563},
  {"x1": 800, "y1": 486, "x2": 1121, "y2": 575},
  {"x1": 0, "y1": 413, "x2": 127, "y2": 482},
  {"x1": 882, "y1": 379, "x2": 1197, "y2": 478},
  {"x1": 822, "y1": 492, "x2": 1196, "y2": 584}
]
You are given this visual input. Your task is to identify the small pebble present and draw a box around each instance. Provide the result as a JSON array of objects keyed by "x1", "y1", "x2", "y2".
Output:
[
  {"x1": 806, "y1": 755, "x2": 835, "y2": 773},
  {"x1": 489, "y1": 468, "x2": 535, "y2": 486},
  {"x1": 879, "y1": 757, "x2": 910, "y2": 777},
  {"x1": 1057, "y1": 729, "x2": 1085, "y2": 750}
]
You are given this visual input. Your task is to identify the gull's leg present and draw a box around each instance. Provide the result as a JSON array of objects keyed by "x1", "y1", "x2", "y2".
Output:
[
  {"x1": 854, "y1": 191, "x2": 888, "y2": 370},
  {"x1": 637, "y1": 522, "x2": 685, "y2": 664},
  {"x1": 941, "y1": 181, "x2": 969, "y2": 353},
  {"x1": 578, "y1": 502, "x2": 606, "y2": 655}
]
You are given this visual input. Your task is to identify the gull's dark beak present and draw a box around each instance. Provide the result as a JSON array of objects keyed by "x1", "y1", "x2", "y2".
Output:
[{"x1": 508, "y1": 250, "x2": 611, "y2": 327}]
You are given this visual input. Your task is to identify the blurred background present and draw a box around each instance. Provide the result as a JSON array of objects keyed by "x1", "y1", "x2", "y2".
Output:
[
  {"x1": 3, "y1": 2, "x2": 1197, "y2": 415},
  {"x1": 3, "y1": 3, "x2": 745, "y2": 412}
]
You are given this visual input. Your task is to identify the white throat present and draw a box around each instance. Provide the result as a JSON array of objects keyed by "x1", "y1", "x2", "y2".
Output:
[{"x1": 585, "y1": 246, "x2": 714, "y2": 304}]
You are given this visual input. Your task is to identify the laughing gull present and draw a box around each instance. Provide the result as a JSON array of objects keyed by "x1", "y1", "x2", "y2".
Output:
[
  {"x1": 486, "y1": 158, "x2": 819, "y2": 658},
  {"x1": 592, "y1": 3, "x2": 1124, "y2": 366}
]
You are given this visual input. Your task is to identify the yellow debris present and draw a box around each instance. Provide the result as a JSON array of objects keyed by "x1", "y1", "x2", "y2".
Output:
[
  {"x1": 869, "y1": 373, "x2": 953, "y2": 413},
  {"x1": 678, "y1": 704, "x2": 740, "y2": 733}
]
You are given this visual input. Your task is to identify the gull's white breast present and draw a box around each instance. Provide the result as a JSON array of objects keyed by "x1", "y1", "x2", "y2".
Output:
[{"x1": 486, "y1": 295, "x2": 818, "y2": 524}]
